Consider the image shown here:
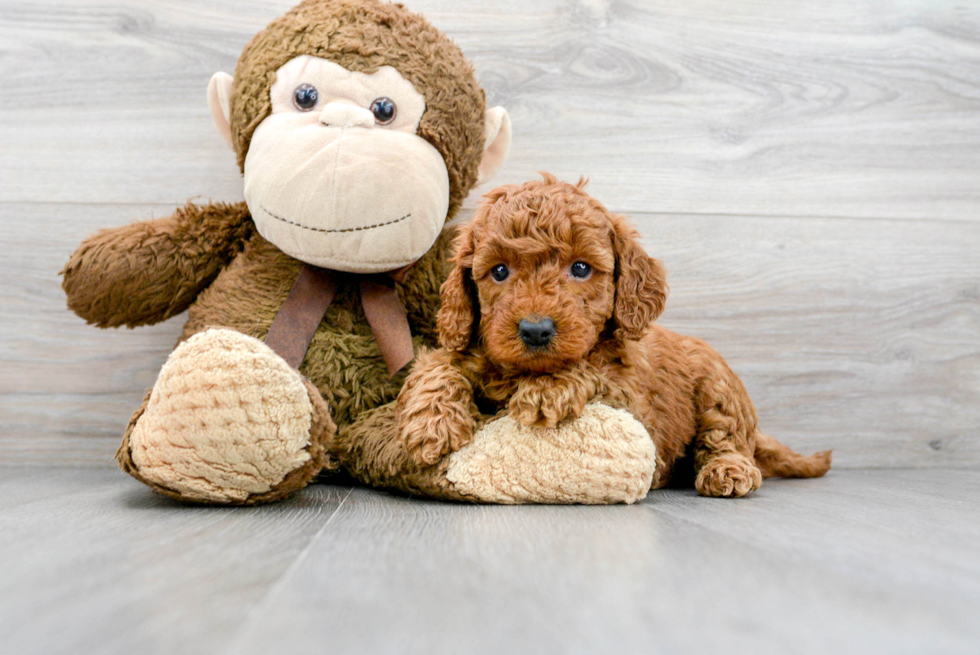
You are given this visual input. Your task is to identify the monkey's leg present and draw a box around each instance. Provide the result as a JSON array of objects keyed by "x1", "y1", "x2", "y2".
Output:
[
  {"x1": 117, "y1": 328, "x2": 336, "y2": 505},
  {"x1": 332, "y1": 402, "x2": 467, "y2": 501},
  {"x1": 691, "y1": 366, "x2": 764, "y2": 498},
  {"x1": 336, "y1": 402, "x2": 656, "y2": 505}
]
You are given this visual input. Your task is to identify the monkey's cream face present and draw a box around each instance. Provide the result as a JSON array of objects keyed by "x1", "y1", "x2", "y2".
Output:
[{"x1": 243, "y1": 55, "x2": 450, "y2": 273}]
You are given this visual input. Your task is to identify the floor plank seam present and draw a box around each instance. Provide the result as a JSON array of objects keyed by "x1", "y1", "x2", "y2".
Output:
[{"x1": 222, "y1": 486, "x2": 354, "y2": 654}]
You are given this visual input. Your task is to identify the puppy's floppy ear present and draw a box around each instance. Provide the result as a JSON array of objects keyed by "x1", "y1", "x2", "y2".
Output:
[
  {"x1": 611, "y1": 215, "x2": 668, "y2": 340},
  {"x1": 437, "y1": 221, "x2": 479, "y2": 351}
]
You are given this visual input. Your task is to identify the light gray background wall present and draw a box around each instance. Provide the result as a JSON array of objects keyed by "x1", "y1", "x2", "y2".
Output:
[{"x1": 2, "y1": 0, "x2": 979, "y2": 468}]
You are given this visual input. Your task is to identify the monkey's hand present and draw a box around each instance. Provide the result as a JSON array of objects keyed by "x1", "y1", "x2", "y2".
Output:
[
  {"x1": 396, "y1": 349, "x2": 477, "y2": 467},
  {"x1": 509, "y1": 362, "x2": 609, "y2": 428},
  {"x1": 61, "y1": 201, "x2": 253, "y2": 328}
]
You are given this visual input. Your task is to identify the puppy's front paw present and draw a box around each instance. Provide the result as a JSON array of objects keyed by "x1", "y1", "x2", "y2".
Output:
[
  {"x1": 394, "y1": 349, "x2": 478, "y2": 468},
  {"x1": 397, "y1": 403, "x2": 475, "y2": 468},
  {"x1": 509, "y1": 377, "x2": 593, "y2": 428}
]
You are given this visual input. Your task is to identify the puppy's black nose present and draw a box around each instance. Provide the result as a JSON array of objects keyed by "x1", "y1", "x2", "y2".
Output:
[{"x1": 519, "y1": 317, "x2": 556, "y2": 348}]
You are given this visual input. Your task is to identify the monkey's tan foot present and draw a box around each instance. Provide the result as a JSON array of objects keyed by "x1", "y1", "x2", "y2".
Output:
[
  {"x1": 118, "y1": 328, "x2": 336, "y2": 505},
  {"x1": 694, "y1": 453, "x2": 763, "y2": 498},
  {"x1": 446, "y1": 403, "x2": 655, "y2": 504}
]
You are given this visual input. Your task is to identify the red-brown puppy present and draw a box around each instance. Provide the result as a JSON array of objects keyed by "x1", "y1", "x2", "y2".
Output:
[{"x1": 395, "y1": 174, "x2": 831, "y2": 497}]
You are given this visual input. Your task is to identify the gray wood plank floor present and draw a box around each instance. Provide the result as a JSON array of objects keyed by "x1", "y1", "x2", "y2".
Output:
[{"x1": 1, "y1": 467, "x2": 977, "y2": 654}]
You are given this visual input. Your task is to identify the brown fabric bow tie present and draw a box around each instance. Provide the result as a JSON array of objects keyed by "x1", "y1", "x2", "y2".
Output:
[{"x1": 264, "y1": 264, "x2": 415, "y2": 379}]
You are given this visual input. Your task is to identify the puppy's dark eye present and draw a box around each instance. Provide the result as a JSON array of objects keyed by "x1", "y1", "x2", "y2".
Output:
[
  {"x1": 370, "y1": 97, "x2": 397, "y2": 125},
  {"x1": 293, "y1": 84, "x2": 319, "y2": 111},
  {"x1": 570, "y1": 261, "x2": 592, "y2": 279},
  {"x1": 490, "y1": 264, "x2": 509, "y2": 282}
]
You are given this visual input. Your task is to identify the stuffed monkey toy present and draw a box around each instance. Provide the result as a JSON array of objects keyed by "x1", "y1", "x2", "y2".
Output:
[{"x1": 62, "y1": 0, "x2": 656, "y2": 505}]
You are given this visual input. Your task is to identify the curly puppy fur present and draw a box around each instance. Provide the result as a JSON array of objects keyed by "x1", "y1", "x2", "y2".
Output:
[{"x1": 396, "y1": 174, "x2": 831, "y2": 497}]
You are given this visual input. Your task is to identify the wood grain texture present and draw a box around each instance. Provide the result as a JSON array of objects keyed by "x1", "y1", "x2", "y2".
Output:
[
  {"x1": 1, "y1": 0, "x2": 978, "y2": 468},
  {"x1": 2, "y1": 468, "x2": 978, "y2": 654},
  {"x1": 225, "y1": 470, "x2": 980, "y2": 654},
  {"x1": 2, "y1": 202, "x2": 979, "y2": 467},
  {"x1": 0, "y1": 0, "x2": 979, "y2": 218},
  {"x1": 0, "y1": 467, "x2": 352, "y2": 654},
  {"x1": 0, "y1": 202, "x2": 185, "y2": 465}
]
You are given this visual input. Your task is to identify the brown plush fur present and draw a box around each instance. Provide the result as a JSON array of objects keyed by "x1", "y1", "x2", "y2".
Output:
[
  {"x1": 232, "y1": 0, "x2": 486, "y2": 218},
  {"x1": 333, "y1": 402, "x2": 479, "y2": 501},
  {"x1": 396, "y1": 175, "x2": 832, "y2": 497},
  {"x1": 63, "y1": 203, "x2": 457, "y2": 486},
  {"x1": 61, "y1": 0, "x2": 487, "y2": 504},
  {"x1": 61, "y1": 202, "x2": 254, "y2": 328}
]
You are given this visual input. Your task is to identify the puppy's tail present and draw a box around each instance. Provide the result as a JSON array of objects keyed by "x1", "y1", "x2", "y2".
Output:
[{"x1": 753, "y1": 431, "x2": 832, "y2": 479}]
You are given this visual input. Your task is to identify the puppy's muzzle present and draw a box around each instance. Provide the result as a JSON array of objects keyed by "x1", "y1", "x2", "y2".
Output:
[{"x1": 519, "y1": 317, "x2": 556, "y2": 348}]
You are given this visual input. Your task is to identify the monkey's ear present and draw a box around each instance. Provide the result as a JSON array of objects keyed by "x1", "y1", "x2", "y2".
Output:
[
  {"x1": 476, "y1": 107, "x2": 512, "y2": 186},
  {"x1": 207, "y1": 72, "x2": 235, "y2": 150}
]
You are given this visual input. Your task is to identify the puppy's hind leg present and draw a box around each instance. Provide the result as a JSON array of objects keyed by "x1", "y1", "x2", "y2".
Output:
[{"x1": 692, "y1": 366, "x2": 763, "y2": 498}]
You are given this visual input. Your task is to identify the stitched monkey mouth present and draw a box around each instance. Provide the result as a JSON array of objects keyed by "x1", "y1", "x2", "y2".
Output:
[{"x1": 260, "y1": 205, "x2": 412, "y2": 234}]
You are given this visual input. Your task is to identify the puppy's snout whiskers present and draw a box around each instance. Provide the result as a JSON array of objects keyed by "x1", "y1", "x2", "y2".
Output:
[{"x1": 518, "y1": 317, "x2": 556, "y2": 349}]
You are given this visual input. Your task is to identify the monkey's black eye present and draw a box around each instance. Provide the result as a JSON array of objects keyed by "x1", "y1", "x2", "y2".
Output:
[
  {"x1": 490, "y1": 264, "x2": 509, "y2": 282},
  {"x1": 570, "y1": 262, "x2": 592, "y2": 279},
  {"x1": 370, "y1": 97, "x2": 397, "y2": 125},
  {"x1": 293, "y1": 84, "x2": 319, "y2": 111}
]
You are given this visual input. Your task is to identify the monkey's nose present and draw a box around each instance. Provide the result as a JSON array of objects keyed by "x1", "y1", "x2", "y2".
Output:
[
  {"x1": 519, "y1": 317, "x2": 556, "y2": 348},
  {"x1": 318, "y1": 103, "x2": 375, "y2": 129}
]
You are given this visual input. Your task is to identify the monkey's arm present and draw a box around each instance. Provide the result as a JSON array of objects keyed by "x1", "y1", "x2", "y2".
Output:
[
  {"x1": 395, "y1": 347, "x2": 479, "y2": 467},
  {"x1": 61, "y1": 201, "x2": 254, "y2": 328}
]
